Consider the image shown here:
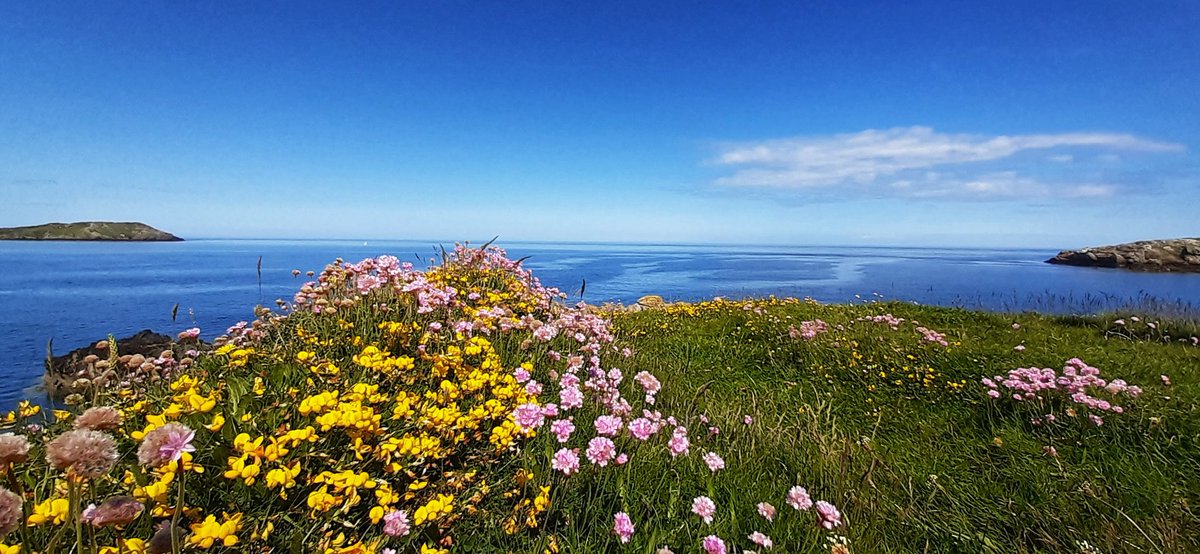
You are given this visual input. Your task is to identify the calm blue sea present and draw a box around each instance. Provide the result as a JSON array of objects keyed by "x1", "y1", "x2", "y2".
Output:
[{"x1": 3, "y1": 239, "x2": 1199, "y2": 409}]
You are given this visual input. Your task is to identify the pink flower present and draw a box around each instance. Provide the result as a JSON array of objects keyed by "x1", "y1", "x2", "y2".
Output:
[
  {"x1": 701, "y1": 535, "x2": 726, "y2": 554},
  {"x1": 1043, "y1": 445, "x2": 1058, "y2": 458},
  {"x1": 612, "y1": 512, "x2": 635, "y2": 544},
  {"x1": 748, "y1": 531, "x2": 773, "y2": 548},
  {"x1": 1161, "y1": 374, "x2": 1171, "y2": 386},
  {"x1": 691, "y1": 496, "x2": 716, "y2": 524},
  {"x1": 815, "y1": 501, "x2": 842, "y2": 529},
  {"x1": 524, "y1": 381, "x2": 544, "y2": 396},
  {"x1": 667, "y1": 427, "x2": 689, "y2": 457},
  {"x1": 703, "y1": 452, "x2": 725, "y2": 472},
  {"x1": 1012, "y1": 323, "x2": 1021, "y2": 330},
  {"x1": 616, "y1": 453, "x2": 629, "y2": 465},
  {"x1": 594, "y1": 415, "x2": 623, "y2": 436},
  {"x1": 786, "y1": 486, "x2": 812, "y2": 511},
  {"x1": 1013, "y1": 345, "x2": 1026, "y2": 352},
  {"x1": 551, "y1": 419, "x2": 575, "y2": 443},
  {"x1": 552, "y1": 448, "x2": 580, "y2": 475},
  {"x1": 586, "y1": 437, "x2": 617, "y2": 467},
  {"x1": 382, "y1": 509, "x2": 410, "y2": 537},
  {"x1": 756, "y1": 502, "x2": 776, "y2": 521},
  {"x1": 743, "y1": 415, "x2": 753, "y2": 425},
  {"x1": 513, "y1": 403, "x2": 545, "y2": 432},
  {"x1": 634, "y1": 371, "x2": 661, "y2": 395},
  {"x1": 560, "y1": 386, "x2": 584, "y2": 410},
  {"x1": 513, "y1": 368, "x2": 531, "y2": 383},
  {"x1": 627, "y1": 418, "x2": 656, "y2": 441}
]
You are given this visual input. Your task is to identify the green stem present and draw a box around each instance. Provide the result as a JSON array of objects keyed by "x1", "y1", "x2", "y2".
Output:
[
  {"x1": 70, "y1": 478, "x2": 83, "y2": 554},
  {"x1": 5, "y1": 466, "x2": 31, "y2": 554},
  {"x1": 170, "y1": 470, "x2": 187, "y2": 554}
]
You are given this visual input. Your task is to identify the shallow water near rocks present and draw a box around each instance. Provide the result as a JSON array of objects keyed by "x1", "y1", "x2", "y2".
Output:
[{"x1": 2, "y1": 239, "x2": 1198, "y2": 409}]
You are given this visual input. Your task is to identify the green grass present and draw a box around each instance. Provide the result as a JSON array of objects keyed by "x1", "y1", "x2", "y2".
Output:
[{"x1": 521, "y1": 299, "x2": 1200, "y2": 553}]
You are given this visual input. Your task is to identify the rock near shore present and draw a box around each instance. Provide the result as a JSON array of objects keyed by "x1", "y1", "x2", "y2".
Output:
[
  {"x1": 0, "y1": 221, "x2": 182, "y2": 241},
  {"x1": 44, "y1": 330, "x2": 203, "y2": 396},
  {"x1": 1047, "y1": 238, "x2": 1200, "y2": 273}
]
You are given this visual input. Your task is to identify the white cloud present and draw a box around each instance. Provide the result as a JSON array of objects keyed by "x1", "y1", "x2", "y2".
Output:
[{"x1": 711, "y1": 126, "x2": 1184, "y2": 199}]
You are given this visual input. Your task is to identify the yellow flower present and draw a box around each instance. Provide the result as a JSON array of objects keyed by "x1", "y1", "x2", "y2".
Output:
[
  {"x1": 0, "y1": 544, "x2": 20, "y2": 554},
  {"x1": 306, "y1": 486, "x2": 339, "y2": 512},
  {"x1": 99, "y1": 539, "x2": 147, "y2": 553},
  {"x1": 265, "y1": 461, "x2": 301, "y2": 498},
  {"x1": 413, "y1": 494, "x2": 454, "y2": 525},
  {"x1": 420, "y1": 545, "x2": 449, "y2": 554},
  {"x1": 205, "y1": 413, "x2": 226, "y2": 432},
  {"x1": 18, "y1": 400, "x2": 41, "y2": 418},
  {"x1": 27, "y1": 497, "x2": 70, "y2": 526},
  {"x1": 188, "y1": 512, "x2": 243, "y2": 549}
]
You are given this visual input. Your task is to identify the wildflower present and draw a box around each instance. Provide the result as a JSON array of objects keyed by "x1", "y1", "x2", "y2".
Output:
[
  {"x1": 550, "y1": 419, "x2": 575, "y2": 443},
  {"x1": 616, "y1": 453, "x2": 629, "y2": 465},
  {"x1": 691, "y1": 496, "x2": 716, "y2": 524},
  {"x1": 138, "y1": 423, "x2": 195, "y2": 468},
  {"x1": 83, "y1": 496, "x2": 143, "y2": 527},
  {"x1": 815, "y1": 501, "x2": 842, "y2": 529},
  {"x1": 188, "y1": 512, "x2": 243, "y2": 548},
  {"x1": 586, "y1": 437, "x2": 617, "y2": 466},
  {"x1": 743, "y1": 415, "x2": 753, "y2": 425},
  {"x1": 383, "y1": 509, "x2": 410, "y2": 537},
  {"x1": 703, "y1": 452, "x2": 725, "y2": 472},
  {"x1": 627, "y1": 418, "x2": 656, "y2": 441},
  {"x1": 701, "y1": 535, "x2": 727, "y2": 554},
  {"x1": 513, "y1": 403, "x2": 545, "y2": 432},
  {"x1": 787, "y1": 486, "x2": 813, "y2": 510},
  {"x1": 749, "y1": 531, "x2": 773, "y2": 549},
  {"x1": 667, "y1": 427, "x2": 689, "y2": 457},
  {"x1": 552, "y1": 448, "x2": 580, "y2": 475},
  {"x1": 75, "y1": 407, "x2": 123, "y2": 431},
  {"x1": 559, "y1": 386, "x2": 584, "y2": 410},
  {"x1": 0, "y1": 487, "x2": 21, "y2": 535},
  {"x1": 1162, "y1": 374, "x2": 1171, "y2": 386},
  {"x1": 757, "y1": 502, "x2": 776, "y2": 521},
  {"x1": 1012, "y1": 323, "x2": 1021, "y2": 330},
  {"x1": 26, "y1": 497, "x2": 69, "y2": 525},
  {"x1": 612, "y1": 512, "x2": 635, "y2": 544},
  {"x1": 1044, "y1": 445, "x2": 1058, "y2": 458},
  {"x1": 0, "y1": 434, "x2": 30, "y2": 466},
  {"x1": 594, "y1": 415, "x2": 622, "y2": 436},
  {"x1": 1013, "y1": 345, "x2": 1025, "y2": 352},
  {"x1": 45, "y1": 429, "x2": 118, "y2": 479}
]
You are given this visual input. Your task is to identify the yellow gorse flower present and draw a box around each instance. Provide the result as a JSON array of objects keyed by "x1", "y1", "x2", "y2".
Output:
[{"x1": 188, "y1": 512, "x2": 244, "y2": 549}]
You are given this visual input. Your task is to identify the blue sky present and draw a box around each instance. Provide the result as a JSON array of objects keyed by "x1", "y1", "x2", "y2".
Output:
[{"x1": 1, "y1": 1, "x2": 1196, "y2": 247}]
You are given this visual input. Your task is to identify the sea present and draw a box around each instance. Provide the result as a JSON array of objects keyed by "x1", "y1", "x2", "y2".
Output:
[{"x1": 2, "y1": 239, "x2": 1199, "y2": 410}]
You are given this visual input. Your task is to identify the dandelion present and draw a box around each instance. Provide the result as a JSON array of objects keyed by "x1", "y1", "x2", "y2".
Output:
[
  {"x1": 815, "y1": 501, "x2": 843, "y2": 529},
  {"x1": 382, "y1": 509, "x2": 410, "y2": 537},
  {"x1": 691, "y1": 496, "x2": 716, "y2": 524},
  {"x1": 45, "y1": 429, "x2": 118, "y2": 479},
  {"x1": 552, "y1": 448, "x2": 580, "y2": 475},
  {"x1": 137, "y1": 423, "x2": 195, "y2": 468},
  {"x1": 749, "y1": 531, "x2": 774, "y2": 549},
  {"x1": 586, "y1": 437, "x2": 617, "y2": 467},
  {"x1": 701, "y1": 535, "x2": 727, "y2": 554},
  {"x1": 757, "y1": 502, "x2": 776, "y2": 521},
  {"x1": 74, "y1": 407, "x2": 123, "y2": 432},
  {"x1": 0, "y1": 487, "x2": 21, "y2": 536},
  {"x1": 703, "y1": 452, "x2": 725, "y2": 472},
  {"x1": 0, "y1": 434, "x2": 30, "y2": 466},
  {"x1": 787, "y1": 486, "x2": 813, "y2": 511},
  {"x1": 612, "y1": 512, "x2": 635, "y2": 544}
]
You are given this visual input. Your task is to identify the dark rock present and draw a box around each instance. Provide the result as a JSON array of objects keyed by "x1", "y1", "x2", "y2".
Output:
[
  {"x1": 44, "y1": 330, "x2": 204, "y2": 396},
  {"x1": 1047, "y1": 238, "x2": 1200, "y2": 273}
]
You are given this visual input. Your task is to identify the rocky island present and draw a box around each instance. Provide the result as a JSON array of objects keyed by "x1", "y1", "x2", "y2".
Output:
[
  {"x1": 0, "y1": 221, "x2": 182, "y2": 241},
  {"x1": 1046, "y1": 238, "x2": 1200, "y2": 272}
]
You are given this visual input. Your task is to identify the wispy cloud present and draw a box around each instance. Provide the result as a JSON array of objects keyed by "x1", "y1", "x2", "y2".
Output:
[{"x1": 711, "y1": 126, "x2": 1185, "y2": 200}]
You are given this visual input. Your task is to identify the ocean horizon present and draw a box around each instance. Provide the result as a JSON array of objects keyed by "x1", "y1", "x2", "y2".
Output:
[{"x1": 3, "y1": 238, "x2": 1199, "y2": 410}]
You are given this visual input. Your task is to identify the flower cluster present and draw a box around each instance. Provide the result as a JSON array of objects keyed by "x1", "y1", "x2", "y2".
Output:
[{"x1": 982, "y1": 358, "x2": 1143, "y2": 426}]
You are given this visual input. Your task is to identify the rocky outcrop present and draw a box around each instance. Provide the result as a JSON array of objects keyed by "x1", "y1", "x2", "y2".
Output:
[
  {"x1": 44, "y1": 330, "x2": 203, "y2": 396},
  {"x1": 1047, "y1": 238, "x2": 1200, "y2": 273},
  {"x1": 0, "y1": 222, "x2": 182, "y2": 241}
]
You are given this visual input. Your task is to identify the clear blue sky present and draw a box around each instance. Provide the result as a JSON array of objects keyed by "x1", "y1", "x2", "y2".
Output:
[{"x1": 1, "y1": 1, "x2": 1196, "y2": 247}]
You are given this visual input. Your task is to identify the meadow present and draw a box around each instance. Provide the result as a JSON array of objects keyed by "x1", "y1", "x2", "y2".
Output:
[{"x1": 0, "y1": 245, "x2": 1196, "y2": 553}]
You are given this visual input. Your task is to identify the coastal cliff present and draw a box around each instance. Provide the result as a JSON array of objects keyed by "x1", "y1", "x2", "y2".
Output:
[
  {"x1": 1047, "y1": 238, "x2": 1200, "y2": 272},
  {"x1": 0, "y1": 221, "x2": 182, "y2": 241}
]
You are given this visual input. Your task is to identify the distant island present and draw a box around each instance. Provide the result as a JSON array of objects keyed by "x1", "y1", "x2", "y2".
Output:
[
  {"x1": 1047, "y1": 238, "x2": 1200, "y2": 272},
  {"x1": 0, "y1": 221, "x2": 182, "y2": 241}
]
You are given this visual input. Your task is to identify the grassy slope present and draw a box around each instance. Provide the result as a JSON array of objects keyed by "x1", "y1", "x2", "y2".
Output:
[
  {"x1": 535, "y1": 300, "x2": 1199, "y2": 553},
  {"x1": 0, "y1": 221, "x2": 181, "y2": 240}
]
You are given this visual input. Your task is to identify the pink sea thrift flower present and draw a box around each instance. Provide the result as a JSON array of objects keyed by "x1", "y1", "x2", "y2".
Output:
[
  {"x1": 691, "y1": 496, "x2": 716, "y2": 524},
  {"x1": 815, "y1": 501, "x2": 842, "y2": 529},
  {"x1": 701, "y1": 535, "x2": 727, "y2": 554},
  {"x1": 743, "y1": 415, "x2": 753, "y2": 425},
  {"x1": 787, "y1": 486, "x2": 813, "y2": 510},
  {"x1": 586, "y1": 437, "x2": 617, "y2": 467},
  {"x1": 703, "y1": 452, "x2": 725, "y2": 472},
  {"x1": 1161, "y1": 374, "x2": 1171, "y2": 386},
  {"x1": 551, "y1": 419, "x2": 575, "y2": 443},
  {"x1": 594, "y1": 415, "x2": 623, "y2": 436},
  {"x1": 749, "y1": 531, "x2": 773, "y2": 549},
  {"x1": 627, "y1": 418, "x2": 656, "y2": 441},
  {"x1": 560, "y1": 386, "x2": 584, "y2": 410},
  {"x1": 757, "y1": 502, "x2": 776, "y2": 521},
  {"x1": 616, "y1": 453, "x2": 629, "y2": 465},
  {"x1": 383, "y1": 509, "x2": 410, "y2": 537},
  {"x1": 612, "y1": 512, "x2": 635, "y2": 544},
  {"x1": 667, "y1": 427, "x2": 690, "y2": 457},
  {"x1": 513, "y1": 403, "x2": 545, "y2": 432},
  {"x1": 1012, "y1": 323, "x2": 1021, "y2": 330},
  {"x1": 553, "y1": 448, "x2": 580, "y2": 475},
  {"x1": 1013, "y1": 344, "x2": 1026, "y2": 352}
]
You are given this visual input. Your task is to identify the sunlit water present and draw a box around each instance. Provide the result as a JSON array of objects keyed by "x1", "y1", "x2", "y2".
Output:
[{"x1": 2, "y1": 239, "x2": 1199, "y2": 409}]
